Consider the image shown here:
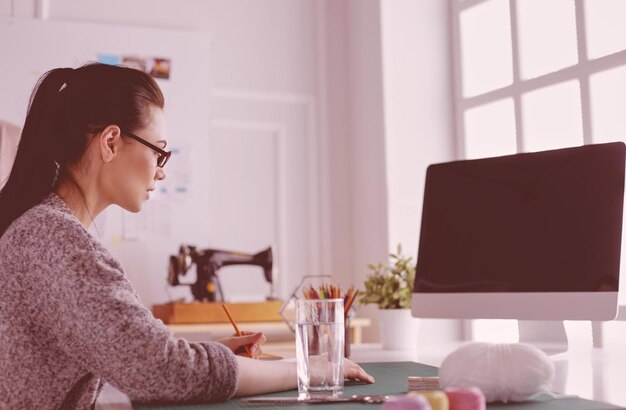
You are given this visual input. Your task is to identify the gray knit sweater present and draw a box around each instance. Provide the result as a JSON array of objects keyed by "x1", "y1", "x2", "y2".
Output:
[{"x1": 0, "y1": 193, "x2": 239, "y2": 409}]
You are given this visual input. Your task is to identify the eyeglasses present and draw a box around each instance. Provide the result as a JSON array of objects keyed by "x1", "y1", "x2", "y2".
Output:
[{"x1": 123, "y1": 131, "x2": 171, "y2": 168}]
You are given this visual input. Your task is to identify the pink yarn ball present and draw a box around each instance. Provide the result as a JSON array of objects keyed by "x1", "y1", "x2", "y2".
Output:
[
  {"x1": 444, "y1": 387, "x2": 486, "y2": 410},
  {"x1": 383, "y1": 395, "x2": 432, "y2": 410}
]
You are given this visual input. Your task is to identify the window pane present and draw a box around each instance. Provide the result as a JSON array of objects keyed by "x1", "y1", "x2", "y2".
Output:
[
  {"x1": 590, "y1": 66, "x2": 626, "y2": 143},
  {"x1": 460, "y1": 0, "x2": 513, "y2": 97},
  {"x1": 517, "y1": 0, "x2": 578, "y2": 79},
  {"x1": 522, "y1": 81, "x2": 583, "y2": 152},
  {"x1": 464, "y1": 98, "x2": 517, "y2": 159},
  {"x1": 585, "y1": 0, "x2": 626, "y2": 59}
]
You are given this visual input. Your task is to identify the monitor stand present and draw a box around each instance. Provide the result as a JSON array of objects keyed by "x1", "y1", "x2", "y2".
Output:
[{"x1": 518, "y1": 320, "x2": 568, "y2": 356}]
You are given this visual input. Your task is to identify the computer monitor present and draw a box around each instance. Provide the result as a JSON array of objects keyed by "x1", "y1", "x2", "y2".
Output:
[{"x1": 412, "y1": 142, "x2": 625, "y2": 324}]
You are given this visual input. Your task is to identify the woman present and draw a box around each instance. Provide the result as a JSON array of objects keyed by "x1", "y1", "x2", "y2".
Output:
[{"x1": 0, "y1": 63, "x2": 373, "y2": 409}]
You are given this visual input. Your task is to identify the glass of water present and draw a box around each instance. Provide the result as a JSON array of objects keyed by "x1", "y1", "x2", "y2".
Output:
[{"x1": 295, "y1": 298, "x2": 345, "y2": 398}]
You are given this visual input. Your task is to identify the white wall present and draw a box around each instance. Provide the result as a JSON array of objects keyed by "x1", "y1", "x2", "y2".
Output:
[
  {"x1": 381, "y1": 0, "x2": 457, "y2": 253},
  {"x1": 46, "y1": 0, "x2": 317, "y2": 93},
  {"x1": 380, "y1": 1, "x2": 461, "y2": 342},
  {"x1": 1, "y1": 0, "x2": 460, "y2": 343},
  {"x1": 320, "y1": 0, "x2": 461, "y2": 343}
]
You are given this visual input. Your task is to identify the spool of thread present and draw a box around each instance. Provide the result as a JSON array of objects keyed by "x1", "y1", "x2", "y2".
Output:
[
  {"x1": 444, "y1": 387, "x2": 486, "y2": 410},
  {"x1": 408, "y1": 376, "x2": 440, "y2": 391},
  {"x1": 439, "y1": 342, "x2": 554, "y2": 403},
  {"x1": 408, "y1": 390, "x2": 448, "y2": 410},
  {"x1": 383, "y1": 395, "x2": 432, "y2": 410}
]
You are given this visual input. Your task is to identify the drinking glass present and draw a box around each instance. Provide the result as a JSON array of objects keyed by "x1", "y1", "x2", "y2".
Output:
[{"x1": 295, "y1": 298, "x2": 344, "y2": 398}]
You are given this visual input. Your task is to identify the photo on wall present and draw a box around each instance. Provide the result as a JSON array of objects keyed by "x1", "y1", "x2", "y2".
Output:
[{"x1": 98, "y1": 53, "x2": 171, "y2": 80}]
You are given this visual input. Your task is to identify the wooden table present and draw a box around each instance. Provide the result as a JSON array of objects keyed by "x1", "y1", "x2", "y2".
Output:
[{"x1": 167, "y1": 317, "x2": 371, "y2": 344}]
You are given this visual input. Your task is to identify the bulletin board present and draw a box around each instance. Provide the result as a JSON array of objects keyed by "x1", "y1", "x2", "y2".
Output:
[{"x1": 0, "y1": 17, "x2": 212, "y2": 306}]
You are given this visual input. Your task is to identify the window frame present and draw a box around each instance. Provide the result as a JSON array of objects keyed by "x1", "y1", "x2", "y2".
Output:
[{"x1": 451, "y1": 0, "x2": 626, "y2": 157}]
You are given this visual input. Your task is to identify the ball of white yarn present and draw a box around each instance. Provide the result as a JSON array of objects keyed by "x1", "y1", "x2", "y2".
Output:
[{"x1": 439, "y1": 342, "x2": 554, "y2": 403}]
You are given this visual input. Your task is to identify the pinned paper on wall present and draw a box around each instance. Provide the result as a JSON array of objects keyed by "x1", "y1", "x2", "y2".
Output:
[
  {"x1": 98, "y1": 53, "x2": 172, "y2": 80},
  {"x1": 157, "y1": 146, "x2": 192, "y2": 202}
]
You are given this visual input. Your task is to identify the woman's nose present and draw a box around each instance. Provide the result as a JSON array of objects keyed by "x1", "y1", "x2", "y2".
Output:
[{"x1": 155, "y1": 167, "x2": 166, "y2": 181}]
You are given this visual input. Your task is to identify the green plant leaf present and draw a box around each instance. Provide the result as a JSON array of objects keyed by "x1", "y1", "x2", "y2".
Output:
[{"x1": 358, "y1": 243, "x2": 416, "y2": 309}]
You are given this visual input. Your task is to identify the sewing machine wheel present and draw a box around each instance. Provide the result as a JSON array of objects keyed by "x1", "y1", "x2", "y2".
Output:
[
  {"x1": 167, "y1": 256, "x2": 179, "y2": 286},
  {"x1": 178, "y1": 246, "x2": 193, "y2": 273}
]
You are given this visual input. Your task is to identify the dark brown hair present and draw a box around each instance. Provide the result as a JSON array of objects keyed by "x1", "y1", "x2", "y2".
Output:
[{"x1": 0, "y1": 62, "x2": 165, "y2": 237}]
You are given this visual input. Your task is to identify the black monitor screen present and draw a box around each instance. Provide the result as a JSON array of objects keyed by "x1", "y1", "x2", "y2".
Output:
[{"x1": 415, "y1": 142, "x2": 625, "y2": 293}]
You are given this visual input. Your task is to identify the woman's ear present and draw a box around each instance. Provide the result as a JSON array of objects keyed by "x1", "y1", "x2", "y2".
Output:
[{"x1": 98, "y1": 125, "x2": 122, "y2": 164}]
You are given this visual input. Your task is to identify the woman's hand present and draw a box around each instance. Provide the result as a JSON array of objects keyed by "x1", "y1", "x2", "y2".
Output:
[
  {"x1": 233, "y1": 353, "x2": 374, "y2": 397},
  {"x1": 216, "y1": 331, "x2": 266, "y2": 358},
  {"x1": 344, "y1": 358, "x2": 375, "y2": 383}
]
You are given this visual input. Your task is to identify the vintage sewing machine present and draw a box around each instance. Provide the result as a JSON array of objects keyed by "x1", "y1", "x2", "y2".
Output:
[
  {"x1": 153, "y1": 245, "x2": 282, "y2": 324},
  {"x1": 167, "y1": 245, "x2": 277, "y2": 302}
]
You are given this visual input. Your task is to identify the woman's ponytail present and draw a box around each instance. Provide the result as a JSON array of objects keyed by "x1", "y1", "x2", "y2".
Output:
[{"x1": 0, "y1": 68, "x2": 73, "y2": 236}]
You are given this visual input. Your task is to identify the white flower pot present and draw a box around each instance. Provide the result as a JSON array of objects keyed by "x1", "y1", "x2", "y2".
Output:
[{"x1": 378, "y1": 308, "x2": 419, "y2": 350}]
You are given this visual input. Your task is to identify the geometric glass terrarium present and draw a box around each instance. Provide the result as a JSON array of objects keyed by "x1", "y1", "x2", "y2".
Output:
[{"x1": 278, "y1": 275, "x2": 337, "y2": 332}]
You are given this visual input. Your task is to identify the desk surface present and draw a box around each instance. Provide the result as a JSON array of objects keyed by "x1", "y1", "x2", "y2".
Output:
[
  {"x1": 133, "y1": 361, "x2": 619, "y2": 410},
  {"x1": 351, "y1": 343, "x2": 626, "y2": 408},
  {"x1": 167, "y1": 318, "x2": 371, "y2": 344},
  {"x1": 96, "y1": 343, "x2": 626, "y2": 409}
]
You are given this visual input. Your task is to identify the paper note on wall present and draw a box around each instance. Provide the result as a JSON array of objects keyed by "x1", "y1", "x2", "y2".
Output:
[{"x1": 157, "y1": 146, "x2": 192, "y2": 201}]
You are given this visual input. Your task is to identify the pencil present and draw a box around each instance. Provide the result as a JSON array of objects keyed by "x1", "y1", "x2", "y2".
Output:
[
  {"x1": 344, "y1": 289, "x2": 358, "y2": 316},
  {"x1": 221, "y1": 304, "x2": 253, "y2": 358}
]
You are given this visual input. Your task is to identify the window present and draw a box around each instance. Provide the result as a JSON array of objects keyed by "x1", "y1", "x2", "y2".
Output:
[
  {"x1": 453, "y1": 0, "x2": 626, "y2": 155},
  {"x1": 451, "y1": 0, "x2": 626, "y2": 340}
]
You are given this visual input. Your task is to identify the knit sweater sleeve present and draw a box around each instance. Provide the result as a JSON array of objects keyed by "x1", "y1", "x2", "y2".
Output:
[{"x1": 29, "y1": 222, "x2": 239, "y2": 402}]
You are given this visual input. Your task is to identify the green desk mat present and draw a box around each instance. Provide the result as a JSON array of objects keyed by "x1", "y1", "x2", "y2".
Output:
[{"x1": 134, "y1": 361, "x2": 622, "y2": 410}]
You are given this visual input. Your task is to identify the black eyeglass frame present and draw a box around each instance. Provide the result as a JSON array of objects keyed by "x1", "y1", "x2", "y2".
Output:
[{"x1": 123, "y1": 131, "x2": 171, "y2": 168}]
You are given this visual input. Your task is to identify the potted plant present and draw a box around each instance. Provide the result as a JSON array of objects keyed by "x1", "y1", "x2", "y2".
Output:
[{"x1": 358, "y1": 244, "x2": 419, "y2": 350}]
